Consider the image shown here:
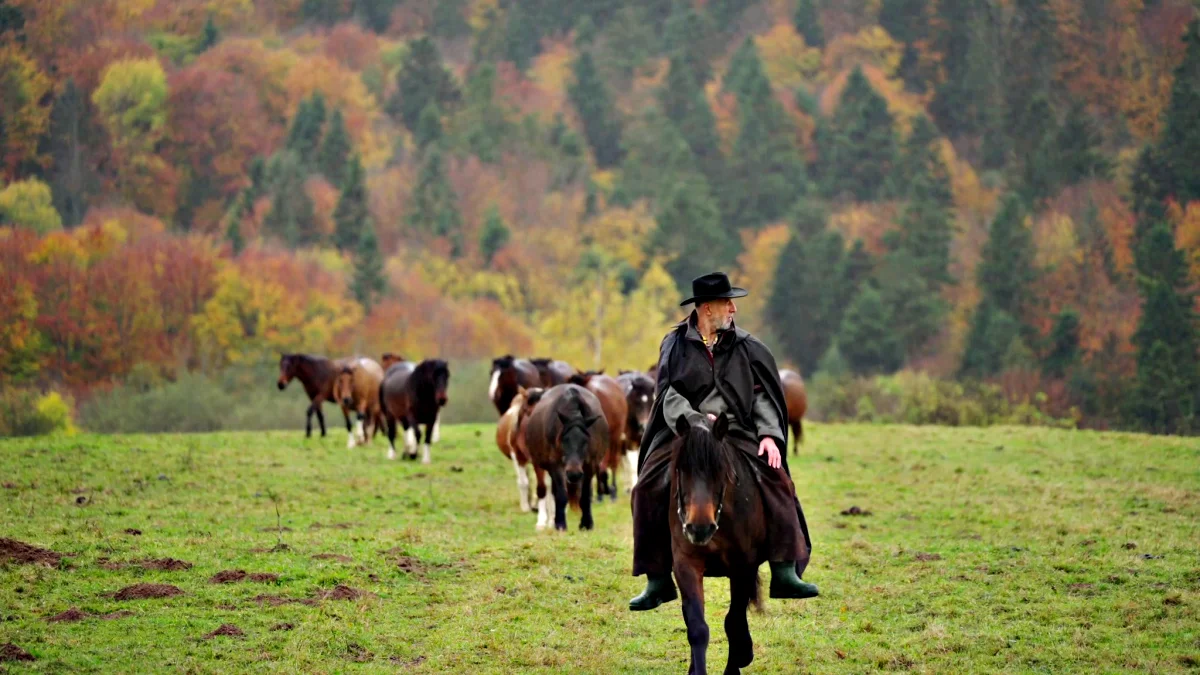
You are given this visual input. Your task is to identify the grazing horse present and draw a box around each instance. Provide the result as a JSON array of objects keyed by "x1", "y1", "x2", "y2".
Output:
[
  {"x1": 379, "y1": 358, "x2": 451, "y2": 463},
  {"x1": 521, "y1": 384, "x2": 608, "y2": 531},
  {"x1": 779, "y1": 368, "x2": 808, "y2": 453},
  {"x1": 332, "y1": 357, "x2": 386, "y2": 448},
  {"x1": 568, "y1": 371, "x2": 627, "y2": 501},
  {"x1": 489, "y1": 355, "x2": 541, "y2": 416},
  {"x1": 530, "y1": 358, "x2": 577, "y2": 387},
  {"x1": 616, "y1": 370, "x2": 656, "y2": 489},
  {"x1": 668, "y1": 414, "x2": 770, "y2": 675},
  {"x1": 277, "y1": 354, "x2": 352, "y2": 438},
  {"x1": 496, "y1": 387, "x2": 545, "y2": 512}
]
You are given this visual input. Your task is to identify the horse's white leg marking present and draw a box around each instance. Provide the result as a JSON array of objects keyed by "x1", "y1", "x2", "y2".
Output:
[
  {"x1": 346, "y1": 428, "x2": 357, "y2": 449},
  {"x1": 405, "y1": 426, "x2": 417, "y2": 454},
  {"x1": 421, "y1": 443, "x2": 431, "y2": 465},
  {"x1": 355, "y1": 418, "x2": 366, "y2": 444},
  {"x1": 431, "y1": 416, "x2": 441, "y2": 443},
  {"x1": 626, "y1": 450, "x2": 640, "y2": 491},
  {"x1": 513, "y1": 453, "x2": 531, "y2": 512},
  {"x1": 487, "y1": 370, "x2": 500, "y2": 401},
  {"x1": 536, "y1": 496, "x2": 548, "y2": 530},
  {"x1": 387, "y1": 440, "x2": 397, "y2": 460},
  {"x1": 546, "y1": 489, "x2": 556, "y2": 527}
]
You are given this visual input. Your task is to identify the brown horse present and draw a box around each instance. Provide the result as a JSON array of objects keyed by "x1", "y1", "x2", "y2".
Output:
[
  {"x1": 667, "y1": 414, "x2": 769, "y2": 675},
  {"x1": 779, "y1": 368, "x2": 807, "y2": 453},
  {"x1": 617, "y1": 370, "x2": 656, "y2": 489},
  {"x1": 277, "y1": 353, "x2": 353, "y2": 438},
  {"x1": 489, "y1": 355, "x2": 541, "y2": 416},
  {"x1": 568, "y1": 371, "x2": 627, "y2": 501},
  {"x1": 521, "y1": 384, "x2": 608, "y2": 531},
  {"x1": 530, "y1": 357, "x2": 577, "y2": 387},
  {"x1": 332, "y1": 357, "x2": 385, "y2": 448},
  {"x1": 496, "y1": 387, "x2": 545, "y2": 512},
  {"x1": 379, "y1": 358, "x2": 451, "y2": 463}
]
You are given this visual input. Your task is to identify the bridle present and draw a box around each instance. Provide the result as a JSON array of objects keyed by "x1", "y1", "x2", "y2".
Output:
[{"x1": 675, "y1": 466, "x2": 727, "y2": 535}]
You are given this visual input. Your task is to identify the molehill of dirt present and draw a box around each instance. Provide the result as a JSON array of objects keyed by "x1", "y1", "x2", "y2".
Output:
[
  {"x1": 319, "y1": 585, "x2": 367, "y2": 601},
  {"x1": 0, "y1": 538, "x2": 63, "y2": 567},
  {"x1": 311, "y1": 554, "x2": 353, "y2": 562},
  {"x1": 0, "y1": 643, "x2": 35, "y2": 662},
  {"x1": 48, "y1": 608, "x2": 88, "y2": 623},
  {"x1": 98, "y1": 558, "x2": 192, "y2": 571},
  {"x1": 203, "y1": 624, "x2": 244, "y2": 640},
  {"x1": 252, "y1": 594, "x2": 317, "y2": 607},
  {"x1": 113, "y1": 583, "x2": 184, "y2": 600},
  {"x1": 209, "y1": 570, "x2": 279, "y2": 584},
  {"x1": 270, "y1": 623, "x2": 295, "y2": 631}
]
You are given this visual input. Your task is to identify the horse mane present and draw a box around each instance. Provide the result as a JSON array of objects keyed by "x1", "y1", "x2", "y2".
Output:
[
  {"x1": 530, "y1": 357, "x2": 552, "y2": 367},
  {"x1": 671, "y1": 424, "x2": 732, "y2": 487},
  {"x1": 414, "y1": 358, "x2": 448, "y2": 378}
]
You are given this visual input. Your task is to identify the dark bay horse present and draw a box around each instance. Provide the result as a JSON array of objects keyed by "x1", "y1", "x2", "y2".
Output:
[
  {"x1": 568, "y1": 371, "x2": 627, "y2": 501},
  {"x1": 379, "y1": 358, "x2": 450, "y2": 463},
  {"x1": 668, "y1": 414, "x2": 769, "y2": 675},
  {"x1": 521, "y1": 384, "x2": 608, "y2": 531},
  {"x1": 489, "y1": 355, "x2": 541, "y2": 416},
  {"x1": 616, "y1": 370, "x2": 656, "y2": 488},
  {"x1": 779, "y1": 368, "x2": 807, "y2": 453},
  {"x1": 531, "y1": 357, "x2": 577, "y2": 387},
  {"x1": 277, "y1": 353, "x2": 352, "y2": 438}
]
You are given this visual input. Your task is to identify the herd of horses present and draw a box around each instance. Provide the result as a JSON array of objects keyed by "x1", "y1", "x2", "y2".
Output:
[{"x1": 277, "y1": 351, "x2": 809, "y2": 674}]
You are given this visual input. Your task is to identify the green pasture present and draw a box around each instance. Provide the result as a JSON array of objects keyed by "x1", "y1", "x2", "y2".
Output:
[{"x1": 1, "y1": 424, "x2": 1198, "y2": 673}]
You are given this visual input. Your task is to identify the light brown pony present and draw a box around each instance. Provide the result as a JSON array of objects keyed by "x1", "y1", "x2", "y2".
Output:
[
  {"x1": 277, "y1": 353, "x2": 353, "y2": 438},
  {"x1": 521, "y1": 384, "x2": 608, "y2": 531},
  {"x1": 568, "y1": 371, "x2": 627, "y2": 501},
  {"x1": 332, "y1": 357, "x2": 385, "y2": 448},
  {"x1": 779, "y1": 368, "x2": 808, "y2": 453},
  {"x1": 495, "y1": 387, "x2": 544, "y2": 512}
]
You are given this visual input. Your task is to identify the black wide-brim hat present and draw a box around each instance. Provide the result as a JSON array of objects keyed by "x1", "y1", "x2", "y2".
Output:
[{"x1": 680, "y1": 272, "x2": 749, "y2": 306}]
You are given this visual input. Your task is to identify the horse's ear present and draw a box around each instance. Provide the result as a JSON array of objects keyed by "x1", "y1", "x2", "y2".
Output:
[
  {"x1": 583, "y1": 413, "x2": 602, "y2": 429},
  {"x1": 712, "y1": 412, "x2": 729, "y2": 440},
  {"x1": 674, "y1": 415, "x2": 691, "y2": 437},
  {"x1": 557, "y1": 410, "x2": 571, "y2": 426}
]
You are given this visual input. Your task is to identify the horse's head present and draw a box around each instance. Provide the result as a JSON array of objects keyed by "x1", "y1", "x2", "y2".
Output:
[
  {"x1": 381, "y1": 352, "x2": 405, "y2": 370},
  {"x1": 333, "y1": 365, "x2": 355, "y2": 408},
  {"x1": 422, "y1": 359, "x2": 450, "y2": 407},
  {"x1": 490, "y1": 355, "x2": 517, "y2": 408},
  {"x1": 557, "y1": 398, "x2": 601, "y2": 484},
  {"x1": 625, "y1": 374, "x2": 656, "y2": 445},
  {"x1": 277, "y1": 354, "x2": 296, "y2": 390},
  {"x1": 672, "y1": 413, "x2": 731, "y2": 546}
]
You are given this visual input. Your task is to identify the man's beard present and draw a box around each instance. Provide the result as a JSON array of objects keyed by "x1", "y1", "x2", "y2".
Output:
[{"x1": 718, "y1": 315, "x2": 734, "y2": 331}]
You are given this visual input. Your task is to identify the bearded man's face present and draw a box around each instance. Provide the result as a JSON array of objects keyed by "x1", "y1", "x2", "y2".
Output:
[{"x1": 704, "y1": 298, "x2": 736, "y2": 331}]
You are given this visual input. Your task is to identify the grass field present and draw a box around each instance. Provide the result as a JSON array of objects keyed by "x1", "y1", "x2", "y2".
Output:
[{"x1": 1, "y1": 424, "x2": 1198, "y2": 673}]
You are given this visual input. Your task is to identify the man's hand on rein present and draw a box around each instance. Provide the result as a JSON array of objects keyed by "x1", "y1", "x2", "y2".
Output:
[{"x1": 758, "y1": 437, "x2": 781, "y2": 469}]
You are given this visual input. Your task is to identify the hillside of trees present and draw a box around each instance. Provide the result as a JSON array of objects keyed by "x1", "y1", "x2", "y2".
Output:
[{"x1": 1, "y1": 0, "x2": 1198, "y2": 434}]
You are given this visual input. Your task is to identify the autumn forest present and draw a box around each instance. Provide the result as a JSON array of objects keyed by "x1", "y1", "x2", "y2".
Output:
[{"x1": 1, "y1": 0, "x2": 1198, "y2": 435}]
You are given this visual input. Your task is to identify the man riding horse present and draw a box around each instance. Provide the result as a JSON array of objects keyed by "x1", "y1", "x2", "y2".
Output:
[{"x1": 629, "y1": 272, "x2": 819, "y2": 610}]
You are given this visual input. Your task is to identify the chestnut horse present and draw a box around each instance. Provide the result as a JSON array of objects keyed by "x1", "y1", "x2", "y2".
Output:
[
  {"x1": 277, "y1": 353, "x2": 352, "y2": 438},
  {"x1": 530, "y1": 358, "x2": 577, "y2": 387},
  {"x1": 496, "y1": 387, "x2": 544, "y2": 512},
  {"x1": 668, "y1": 414, "x2": 768, "y2": 675},
  {"x1": 489, "y1": 355, "x2": 541, "y2": 416},
  {"x1": 568, "y1": 371, "x2": 627, "y2": 501},
  {"x1": 332, "y1": 357, "x2": 385, "y2": 448},
  {"x1": 616, "y1": 370, "x2": 656, "y2": 489},
  {"x1": 521, "y1": 384, "x2": 608, "y2": 531},
  {"x1": 379, "y1": 358, "x2": 450, "y2": 463},
  {"x1": 779, "y1": 368, "x2": 807, "y2": 453}
]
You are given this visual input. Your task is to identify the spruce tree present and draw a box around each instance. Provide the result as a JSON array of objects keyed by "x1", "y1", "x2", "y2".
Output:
[
  {"x1": 896, "y1": 171, "x2": 954, "y2": 289},
  {"x1": 1043, "y1": 308, "x2": 1081, "y2": 379},
  {"x1": 225, "y1": 216, "x2": 244, "y2": 255},
  {"x1": 839, "y1": 238, "x2": 874, "y2": 307},
  {"x1": 387, "y1": 37, "x2": 460, "y2": 132},
  {"x1": 286, "y1": 93, "x2": 327, "y2": 167},
  {"x1": 356, "y1": 0, "x2": 398, "y2": 33},
  {"x1": 1055, "y1": 100, "x2": 1111, "y2": 186},
  {"x1": 793, "y1": 0, "x2": 824, "y2": 48},
  {"x1": 876, "y1": 245, "x2": 945, "y2": 356},
  {"x1": 406, "y1": 145, "x2": 463, "y2": 255},
  {"x1": 502, "y1": 3, "x2": 541, "y2": 72},
  {"x1": 352, "y1": 222, "x2": 386, "y2": 312},
  {"x1": 650, "y1": 176, "x2": 735, "y2": 293},
  {"x1": 568, "y1": 50, "x2": 624, "y2": 167},
  {"x1": 893, "y1": 115, "x2": 952, "y2": 207},
  {"x1": 414, "y1": 101, "x2": 444, "y2": 149},
  {"x1": 822, "y1": 67, "x2": 898, "y2": 201},
  {"x1": 659, "y1": 55, "x2": 723, "y2": 186},
  {"x1": 47, "y1": 79, "x2": 97, "y2": 227},
  {"x1": 960, "y1": 301, "x2": 1022, "y2": 378},
  {"x1": 200, "y1": 15, "x2": 219, "y2": 51},
  {"x1": 664, "y1": 0, "x2": 714, "y2": 84},
  {"x1": 333, "y1": 154, "x2": 369, "y2": 252},
  {"x1": 264, "y1": 151, "x2": 318, "y2": 247},
  {"x1": 432, "y1": 0, "x2": 470, "y2": 39},
  {"x1": 767, "y1": 230, "x2": 847, "y2": 375},
  {"x1": 838, "y1": 285, "x2": 904, "y2": 375},
  {"x1": 318, "y1": 108, "x2": 351, "y2": 186},
  {"x1": 617, "y1": 109, "x2": 703, "y2": 204},
  {"x1": 460, "y1": 64, "x2": 512, "y2": 163},
  {"x1": 1156, "y1": 17, "x2": 1200, "y2": 204},
  {"x1": 479, "y1": 205, "x2": 511, "y2": 266}
]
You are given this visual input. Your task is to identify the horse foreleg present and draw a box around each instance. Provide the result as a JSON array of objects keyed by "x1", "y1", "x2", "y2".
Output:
[
  {"x1": 579, "y1": 467, "x2": 594, "y2": 530},
  {"x1": 430, "y1": 413, "x2": 441, "y2": 443},
  {"x1": 608, "y1": 456, "x2": 620, "y2": 503},
  {"x1": 675, "y1": 562, "x2": 709, "y2": 675},
  {"x1": 385, "y1": 414, "x2": 398, "y2": 461},
  {"x1": 534, "y1": 467, "x2": 551, "y2": 531},
  {"x1": 305, "y1": 404, "x2": 314, "y2": 438},
  {"x1": 724, "y1": 572, "x2": 755, "y2": 674},
  {"x1": 513, "y1": 453, "x2": 531, "y2": 512},
  {"x1": 551, "y1": 470, "x2": 568, "y2": 532},
  {"x1": 420, "y1": 423, "x2": 432, "y2": 465},
  {"x1": 315, "y1": 404, "x2": 327, "y2": 437},
  {"x1": 401, "y1": 418, "x2": 417, "y2": 459},
  {"x1": 625, "y1": 449, "x2": 640, "y2": 492}
]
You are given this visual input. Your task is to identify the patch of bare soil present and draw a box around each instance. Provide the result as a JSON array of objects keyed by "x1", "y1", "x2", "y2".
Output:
[
  {"x1": 312, "y1": 553, "x2": 353, "y2": 563},
  {"x1": 123, "y1": 528, "x2": 142, "y2": 536},
  {"x1": 346, "y1": 643, "x2": 374, "y2": 662},
  {"x1": 0, "y1": 538, "x2": 62, "y2": 567},
  {"x1": 203, "y1": 624, "x2": 245, "y2": 640},
  {"x1": 0, "y1": 643, "x2": 34, "y2": 662},
  {"x1": 319, "y1": 585, "x2": 369, "y2": 601},
  {"x1": 914, "y1": 553, "x2": 942, "y2": 562},
  {"x1": 249, "y1": 544, "x2": 291, "y2": 553},
  {"x1": 391, "y1": 656, "x2": 427, "y2": 667},
  {"x1": 48, "y1": 608, "x2": 87, "y2": 623},
  {"x1": 113, "y1": 583, "x2": 184, "y2": 600},
  {"x1": 100, "y1": 610, "x2": 133, "y2": 620},
  {"x1": 209, "y1": 570, "x2": 279, "y2": 584},
  {"x1": 252, "y1": 594, "x2": 317, "y2": 607},
  {"x1": 309, "y1": 522, "x2": 355, "y2": 530},
  {"x1": 840, "y1": 506, "x2": 872, "y2": 517},
  {"x1": 98, "y1": 558, "x2": 191, "y2": 571},
  {"x1": 259, "y1": 526, "x2": 293, "y2": 533},
  {"x1": 270, "y1": 623, "x2": 294, "y2": 631}
]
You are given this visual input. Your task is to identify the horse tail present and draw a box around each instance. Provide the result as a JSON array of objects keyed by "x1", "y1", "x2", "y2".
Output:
[{"x1": 750, "y1": 569, "x2": 763, "y2": 612}]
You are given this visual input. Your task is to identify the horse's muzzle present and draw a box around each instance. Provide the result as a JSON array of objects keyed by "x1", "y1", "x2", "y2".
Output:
[
  {"x1": 436, "y1": 395, "x2": 448, "y2": 407},
  {"x1": 276, "y1": 381, "x2": 286, "y2": 390},
  {"x1": 684, "y1": 522, "x2": 717, "y2": 545},
  {"x1": 342, "y1": 397, "x2": 353, "y2": 408},
  {"x1": 566, "y1": 470, "x2": 585, "y2": 484}
]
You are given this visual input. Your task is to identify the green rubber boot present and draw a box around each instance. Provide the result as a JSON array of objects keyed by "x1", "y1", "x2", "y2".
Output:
[
  {"x1": 768, "y1": 561, "x2": 819, "y2": 599},
  {"x1": 629, "y1": 574, "x2": 678, "y2": 611}
]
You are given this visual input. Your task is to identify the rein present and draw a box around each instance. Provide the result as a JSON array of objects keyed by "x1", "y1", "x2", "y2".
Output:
[{"x1": 675, "y1": 465, "x2": 727, "y2": 535}]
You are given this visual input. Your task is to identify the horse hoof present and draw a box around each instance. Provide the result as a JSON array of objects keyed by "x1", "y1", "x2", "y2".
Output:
[
  {"x1": 555, "y1": 523, "x2": 567, "y2": 532},
  {"x1": 579, "y1": 521, "x2": 593, "y2": 531}
]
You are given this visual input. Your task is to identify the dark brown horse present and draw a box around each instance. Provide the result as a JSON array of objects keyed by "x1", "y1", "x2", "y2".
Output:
[
  {"x1": 668, "y1": 414, "x2": 767, "y2": 675},
  {"x1": 521, "y1": 384, "x2": 608, "y2": 531},
  {"x1": 617, "y1": 370, "x2": 656, "y2": 489},
  {"x1": 277, "y1": 353, "x2": 352, "y2": 438},
  {"x1": 530, "y1": 357, "x2": 577, "y2": 387},
  {"x1": 568, "y1": 371, "x2": 628, "y2": 501},
  {"x1": 379, "y1": 358, "x2": 450, "y2": 463},
  {"x1": 779, "y1": 368, "x2": 807, "y2": 453},
  {"x1": 489, "y1": 355, "x2": 541, "y2": 416}
]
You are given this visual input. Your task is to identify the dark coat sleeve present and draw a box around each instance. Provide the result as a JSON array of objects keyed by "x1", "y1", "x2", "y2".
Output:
[{"x1": 744, "y1": 336, "x2": 792, "y2": 475}]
